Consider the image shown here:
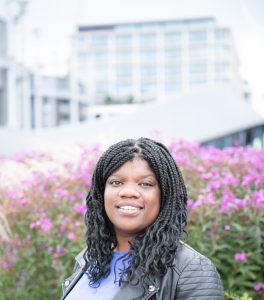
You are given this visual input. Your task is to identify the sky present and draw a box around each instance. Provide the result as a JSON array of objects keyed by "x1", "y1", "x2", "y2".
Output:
[{"x1": 16, "y1": 0, "x2": 264, "y2": 110}]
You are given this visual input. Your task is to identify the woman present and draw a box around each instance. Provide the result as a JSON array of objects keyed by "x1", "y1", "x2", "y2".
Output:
[{"x1": 61, "y1": 138, "x2": 224, "y2": 300}]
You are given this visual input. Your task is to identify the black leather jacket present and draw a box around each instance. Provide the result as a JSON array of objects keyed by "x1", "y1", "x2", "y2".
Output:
[{"x1": 61, "y1": 241, "x2": 224, "y2": 300}]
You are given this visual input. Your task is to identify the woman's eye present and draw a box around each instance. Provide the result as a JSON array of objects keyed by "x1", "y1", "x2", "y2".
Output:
[
  {"x1": 110, "y1": 180, "x2": 122, "y2": 186},
  {"x1": 139, "y1": 182, "x2": 152, "y2": 187}
]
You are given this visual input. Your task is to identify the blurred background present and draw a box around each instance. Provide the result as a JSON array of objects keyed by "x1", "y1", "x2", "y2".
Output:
[
  {"x1": 0, "y1": 2, "x2": 264, "y2": 299},
  {"x1": 0, "y1": 0, "x2": 264, "y2": 154}
]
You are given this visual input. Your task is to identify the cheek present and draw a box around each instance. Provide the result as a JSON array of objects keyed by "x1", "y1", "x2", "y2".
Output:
[{"x1": 104, "y1": 188, "x2": 115, "y2": 215}]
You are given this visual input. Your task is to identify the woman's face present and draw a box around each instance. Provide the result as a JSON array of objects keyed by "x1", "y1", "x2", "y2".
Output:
[{"x1": 104, "y1": 158, "x2": 161, "y2": 239}]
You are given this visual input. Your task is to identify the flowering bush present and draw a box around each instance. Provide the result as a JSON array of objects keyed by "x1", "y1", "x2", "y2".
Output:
[{"x1": 0, "y1": 141, "x2": 263, "y2": 300}]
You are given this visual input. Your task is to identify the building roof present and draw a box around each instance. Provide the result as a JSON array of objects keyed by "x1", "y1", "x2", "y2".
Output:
[
  {"x1": 0, "y1": 85, "x2": 263, "y2": 155},
  {"x1": 78, "y1": 17, "x2": 215, "y2": 32}
]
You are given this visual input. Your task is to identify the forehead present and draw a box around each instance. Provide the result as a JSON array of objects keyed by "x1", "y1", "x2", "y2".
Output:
[{"x1": 110, "y1": 158, "x2": 156, "y2": 177}]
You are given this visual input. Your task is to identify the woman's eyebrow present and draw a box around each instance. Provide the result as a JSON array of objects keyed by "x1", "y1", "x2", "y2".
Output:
[{"x1": 109, "y1": 173, "x2": 156, "y2": 179}]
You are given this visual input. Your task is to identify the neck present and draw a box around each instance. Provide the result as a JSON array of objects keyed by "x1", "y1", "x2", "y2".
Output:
[{"x1": 115, "y1": 231, "x2": 135, "y2": 251}]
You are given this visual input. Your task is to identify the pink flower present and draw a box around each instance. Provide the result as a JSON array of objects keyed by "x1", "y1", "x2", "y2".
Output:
[
  {"x1": 73, "y1": 203, "x2": 86, "y2": 215},
  {"x1": 234, "y1": 252, "x2": 247, "y2": 262},
  {"x1": 54, "y1": 246, "x2": 67, "y2": 257},
  {"x1": 67, "y1": 232, "x2": 75, "y2": 240},
  {"x1": 234, "y1": 198, "x2": 247, "y2": 208},
  {"x1": 187, "y1": 199, "x2": 194, "y2": 210},
  {"x1": 55, "y1": 189, "x2": 69, "y2": 197},
  {"x1": 224, "y1": 225, "x2": 230, "y2": 231},
  {"x1": 19, "y1": 197, "x2": 29, "y2": 206},
  {"x1": 251, "y1": 190, "x2": 264, "y2": 209},
  {"x1": 254, "y1": 283, "x2": 264, "y2": 291},
  {"x1": 40, "y1": 217, "x2": 53, "y2": 233},
  {"x1": 29, "y1": 214, "x2": 53, "y2": 233},
  {"x1": 59, "y1": 225, "x2": 66, "y2": 234}
]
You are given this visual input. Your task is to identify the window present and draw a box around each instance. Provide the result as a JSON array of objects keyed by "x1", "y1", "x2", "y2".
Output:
[
  {"x1": 141, "y1": 80, "x2": 156, "y2": 94},
  {"x1": 92, "y1": 35, "x2": 108, "y2": 48},
  {"x1": 141, "y1": 65, "x2": 156, "y2": 78},
  {"x1": 190, "y1": 63, "x2": 207, "y2": 74},
  {"x1": 164, "y1": 32, "x2": 181, "y2": 46},
  {"x1": 57, "y1": 99, "x2": 70, "y2": 125},
  {"x1": 189, "y1": 47, "x2": 206, "y2": 58},
  {"x1": 79, "y1": 103, "x2": 88, "y2": 122},
  {"x1": 116, "y1": 66, "x2": 132, "y2": 80},
  {"x1": 140, "y1": 33, "x2": 156, "y2": 47},
  {"x1": 0, "y1": 20, "x2": 7, "y2": 57},
  {"x1": 116, "y1": 34, "x2": 132, "y2": 48},
  {"x1": 116, "y1": 50, "x2": 132, "y2": 63},
  {"x1": 165, "y1": 64, "x2": 181, "y2": 76},
  {"x1": 251, "y1": 126, "x2": 263, "y2": 149},
  {"x1": 116, "y1": 82, "x2": 133, "y2": 96},
  {"x1": 189, "y1": 30, "x2": 207, "y2": 41},
  {"x1": 95, "y1": 66, "x2": 108, "y2": 80},
  {"x1": 215, "y1": 62, "x2": 229, "y2": 73},
  {"x1": 0, "y1": 68, "x2": 7, "y2": 125},
  {"x1": 95, "y1": 81, "x2": 108, "y2": 95},
  {"x1": 94, "y1": 51, "x2": 108, "y2": 63},
  {"x1": 141, "y1": 49, "x2": 156, "y2": 62},
  {"x1": 165, "y1": 81, "x2": 181, "y2": 93},
  {"x1": 77, "y1": 36, "x2": 86, "y2": 50},
  {"x1": 190, "y1": 79, "x2": 207, "y2": 87},
  {"x1": 215, "y1": 45, "x2": 229, "y2": 56},
  {"x1": 215, "y1": 29, "x2": 228, "y2": 40},
  {"x1": 164, "y1": 48, "x2": 181, "y2": 60}
]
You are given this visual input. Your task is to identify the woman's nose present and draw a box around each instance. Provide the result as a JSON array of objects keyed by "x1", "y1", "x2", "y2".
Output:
[{"x1": 118, "y1": 184, "x2": 140, "y2": 198}]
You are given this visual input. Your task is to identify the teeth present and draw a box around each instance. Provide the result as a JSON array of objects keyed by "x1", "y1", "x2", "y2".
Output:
[{"x1": 118, "y1": 206, "x2": 140, "y2": 210}]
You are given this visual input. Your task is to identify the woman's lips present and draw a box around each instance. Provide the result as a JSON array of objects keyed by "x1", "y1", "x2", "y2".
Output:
[{"x1": 116, "y1": 205, "x2": 143, "y2": 216}]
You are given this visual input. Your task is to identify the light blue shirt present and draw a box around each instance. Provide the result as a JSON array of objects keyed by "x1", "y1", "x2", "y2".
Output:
[{"x1": 65, "y1": 251, "x2": 129, "y2": 300}]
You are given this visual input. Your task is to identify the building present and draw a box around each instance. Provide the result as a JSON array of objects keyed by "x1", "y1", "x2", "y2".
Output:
[
  {"x1": 0, "y1": 0, "x2": 11, "y2": 127},
  {"x1": 72, "y1": 17, "x2": 242, "y2": 105},
  {"x1": 0, "y1": 0, "x2": 89, "y2": 130},
  {"x1": 15, "y1": 67, "x2": 89, "y2": 129}
]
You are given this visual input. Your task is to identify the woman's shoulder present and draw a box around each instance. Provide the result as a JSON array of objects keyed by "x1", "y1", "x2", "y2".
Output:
[{"x1": 174, "y1": 240, "x2": 216, "y2": 273}]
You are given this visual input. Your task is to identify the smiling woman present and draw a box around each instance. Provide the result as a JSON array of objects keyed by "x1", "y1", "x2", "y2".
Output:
[
  {"x1": 60, "y1": 138, "x2": 224, "y2": 300},
  {"x1": 104, "y1": 159, "x2": 161, "y2": 250}
]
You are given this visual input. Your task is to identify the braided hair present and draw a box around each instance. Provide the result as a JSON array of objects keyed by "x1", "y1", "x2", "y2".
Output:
[{"x1": 84, "y1": 137, "x2": 188, "y2": 293}]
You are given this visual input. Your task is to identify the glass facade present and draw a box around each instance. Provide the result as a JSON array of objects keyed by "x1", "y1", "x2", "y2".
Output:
[
  {"x1": 141, "y1": 65, "x2": 156, "y2": 78},
  {"x1": 0, "y1": 19, "x2": 7, "y2": 57},
  {"x1": 164, "y1": 48, "x2": 181, "y2": 60},
  {"x1": 140, "y1": 48, "x2": 156, "y2": 62},
  {"x1": 116, "y1": 65, "x2": 132, "y2": 80},
  {"x1": 165, "y1": 64, "x2": 181, "y2": 76},
  {"x1": 116, "y1": 82, "x2": 133, "y2": 96},
  {"x1": 189, "y1": 30, "x2": 207, "y2": 41},
  {"x1": 189, "y1": 46, "x2": 206, "y2": 59},
  {"x1": 0, "y1": 68, "x2": 7, "y2": 125},
  {"x1": 116, "y1": 34, "x2": 132, "y2": 48},
  {"x1": 214, "y1": 28, "x2": 228, "y2": 40},
  {"x1": 202, "y1": 125, "x2": 264, "y2": 149},
  {"x1": 164, "y1": 32, "x2": 181, "y2": 46},
  {"x1": 140, "y1": 33, "x2": 156, "y2": 47},
  {"x1": 116, "y1": 50, "x2": 132, "y2": 63},
  {"x1": 94, "y1": 51, "x2": 108, "y2": 64},
  {"x1": 190, "y1": 63, "x2": 207, "y2": 74},
  {"x1": 79, "y1": 103, "x2": 88, "y2": 121},
  {"x1": 56, "y1": 99, "x2": 70, "y2": 125},
  {"x1": 92, "y1": 35, "x2": 108, "y2": 48},
  {"x1": 141, "y1": 80, "x2": 156, "y2": 94},
  {"x1": 95, "y1": 81, "x2": 108, "y2": 96},
  {"x1": 165, "y1": 80, "x2": 181, "y2": 93},
  {"x1": 215, "y1": 45, "x2": 229, "y2": 57}
]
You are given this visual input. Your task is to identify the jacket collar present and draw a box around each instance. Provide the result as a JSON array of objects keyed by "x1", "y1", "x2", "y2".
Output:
[{"x1": 75, "y1": 249, "x2": 160, "y2": 299}]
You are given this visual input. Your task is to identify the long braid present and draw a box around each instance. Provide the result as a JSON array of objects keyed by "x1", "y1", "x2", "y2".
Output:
[{"x1": 83, "y1": 137, "x2": 188, "y2": 293}]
